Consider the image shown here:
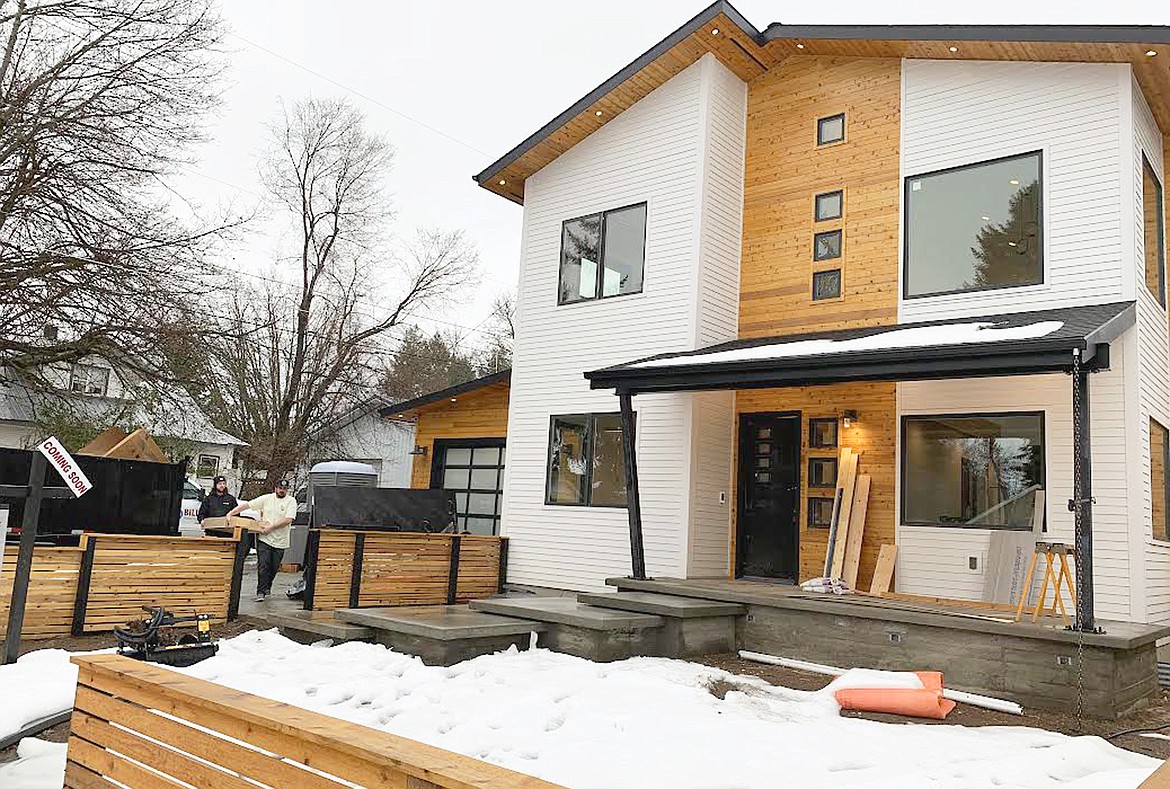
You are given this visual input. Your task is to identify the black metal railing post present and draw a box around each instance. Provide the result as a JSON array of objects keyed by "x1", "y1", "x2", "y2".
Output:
[{"x1": 619, "y1": 390, "x2": 646, "y2": 580}]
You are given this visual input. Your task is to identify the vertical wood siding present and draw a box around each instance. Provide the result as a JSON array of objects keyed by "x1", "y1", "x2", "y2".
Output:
[{"x1": 409, "y1": 382, "x2": 511, "y2": 489}]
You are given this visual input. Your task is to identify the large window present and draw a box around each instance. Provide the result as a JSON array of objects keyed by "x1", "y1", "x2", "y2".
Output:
[
  {"x1": 69, "y1": 363, "x2": 110, "y2": 396},
  {"x1": 902, "y1": 413, "x2": 1044, "y2": 530},
  {"x1": 1144, "y1": 155, "x2": 1165, "y2": 305},
  {"x1": 1152, "y1": 419, "x2": 1169, "y2": 542},
  {"x1": 905, "y1": 151, "x2": 1043, "y2": 298},
  {"x1": 546, "y1": 413, "x2": 629, "y2": 507},
  {"x1": 435, "y1": 441, "x2": 505, "y2": 535},
  {"x1": 558, "y1": 203, "x2": 647, "y2": 304}
]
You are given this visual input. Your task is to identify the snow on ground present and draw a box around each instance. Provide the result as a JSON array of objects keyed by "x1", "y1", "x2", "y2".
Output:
[
  {"x1": 175, "y1": 630, "x2": 1156, "y2": 789},
  {"x1": 0, "y1": 649, "x2": 81, "y2": 741},
  {"x1": 0, "y1": 630, "x2": 1161, "y2": 789},
  {"x1": 0, "y1": 739, "x2": 68, "y2": 789}
]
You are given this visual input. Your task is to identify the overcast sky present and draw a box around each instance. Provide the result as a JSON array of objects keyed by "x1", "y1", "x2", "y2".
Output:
[{"x1": 171, "y1": 0, "x2": 1170, "y2": 353}]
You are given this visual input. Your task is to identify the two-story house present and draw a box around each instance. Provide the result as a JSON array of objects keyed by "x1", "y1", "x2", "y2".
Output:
[{"x1": 472, "y1": 3, "x2": 1170, "y2": 632}]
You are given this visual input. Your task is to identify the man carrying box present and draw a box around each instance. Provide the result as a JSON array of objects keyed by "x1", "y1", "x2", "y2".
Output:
[{"x1": 227, "y1": 478, "x2": 297, "y2": 602}]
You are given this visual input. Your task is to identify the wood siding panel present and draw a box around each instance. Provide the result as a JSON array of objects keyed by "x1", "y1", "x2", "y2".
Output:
[
  {"x1": 739, "y1": 57, "x2": 901, "y2": 338},
  {"x1": 734, "y1": 383, "x2": 897, "y2": 589},
  {"x1": 409, "y1": 382, "x2": 510, "y2": 489}
]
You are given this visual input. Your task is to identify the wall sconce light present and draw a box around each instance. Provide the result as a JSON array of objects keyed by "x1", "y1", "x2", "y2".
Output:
[
  {"x1": 841, "y1": 410, "x2": 859, "y2": 429},
  {"x1": 409, "y1": 445, "x2": 428, "y2": 457}
]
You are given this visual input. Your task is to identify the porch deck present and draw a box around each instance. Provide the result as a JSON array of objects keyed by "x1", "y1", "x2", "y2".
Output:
[{"x1": 608, "y1": 576, "x2": 1170, "y2": 718}]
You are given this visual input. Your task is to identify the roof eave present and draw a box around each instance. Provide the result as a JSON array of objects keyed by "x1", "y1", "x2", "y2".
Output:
[
  {"x1": 761, "y1": 23, "x2": 1170, "y2": 45},
  {"x1": 472, "y1": 1, "x2": 762, "y2": 203}
]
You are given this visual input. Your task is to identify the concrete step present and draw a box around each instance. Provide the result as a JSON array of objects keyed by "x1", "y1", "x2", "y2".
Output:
[
  {"x1": 263, "y1": 610, "x2": 373, "y2": 643},
  {"x1": 469, "y1": 596, "x2": 666, "y2": 662},
  {"x1": 578, "y1": 591, "x2": 745, "y2": 619},
  {"x1": 334, "y1": 605, "x2": 545, "y2": 666},
  {"x1": 469, "y1": 596, "x2": 664, "y2": 631}
]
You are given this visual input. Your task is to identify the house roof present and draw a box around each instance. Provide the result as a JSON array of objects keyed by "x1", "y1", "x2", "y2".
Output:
[
  {"x1": 379, "y1": 369, "x2": 511, "y2": 419},
  {"x1": 0, "y1": 376, "x2": 247, "y2": 447},
  {"x1": 474, "y1": 1, "x2": 1170, "y2": 204},
  {"x1": 585, "y1": 302, "x2": 1135, "y2": 393}
]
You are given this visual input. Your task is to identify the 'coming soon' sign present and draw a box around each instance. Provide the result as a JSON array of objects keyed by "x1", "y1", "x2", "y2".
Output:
[{"x1": 37, "y1": 436, "x2": 93, "y2": 497}]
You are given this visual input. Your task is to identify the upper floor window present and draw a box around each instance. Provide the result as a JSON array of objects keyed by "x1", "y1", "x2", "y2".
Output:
[
  {"x1": 1144, "y1": 154, "x2": 1165, "y2": 306},
  {"x1": 558, "y1": 203, "x2": 647, "y2": 304},
  {"x1": 904, "y1": 151, "x2": 1043, "y2": 299},
  {"x1": 815, "y1": 190, "x2": 843, "y2": 221},
  {"x1": 546, "y1": 413, "x2": 629, "y2": 507},
  {"x1": 69, "y1": 363, "x2": 109, "y2": 396},
  {"x1": 817, "y1": 113, "x2": 845, "y2": 146}
]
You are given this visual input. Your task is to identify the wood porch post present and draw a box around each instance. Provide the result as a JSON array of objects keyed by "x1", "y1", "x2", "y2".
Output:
[{"x1": 618, "y1": 389, "x2": 646, "y2": 580}]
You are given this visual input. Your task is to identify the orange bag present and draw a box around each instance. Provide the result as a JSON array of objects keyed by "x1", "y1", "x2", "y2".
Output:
[{"x1": 833, "y1": 671, "x2": 958, "y2": 720}]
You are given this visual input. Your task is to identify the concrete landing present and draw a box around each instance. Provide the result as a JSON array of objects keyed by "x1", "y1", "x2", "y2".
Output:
[
  {"x1": 335, "y1": 606, "x2": 546, "y2": 641},
  {"x1": 470, "y1": 596, "x2": 664, "y2": 630},
  {"x1": 578, "y1": 591, "x2": 745, "y2": 618},
  {"x1": 334, "y1": 605, "x2": 544, "y2": 666},
  {"x1": 263, "y1": 610, "x2": 373, "y2": 643}
]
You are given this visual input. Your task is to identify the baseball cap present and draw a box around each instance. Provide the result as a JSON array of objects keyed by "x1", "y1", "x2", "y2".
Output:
[
  {"x1": 276, "y1": 478, "x2": 290, "y2": 488},
  {"x1": 212, "y1": 475, "x2": 227, "y2": 484}
]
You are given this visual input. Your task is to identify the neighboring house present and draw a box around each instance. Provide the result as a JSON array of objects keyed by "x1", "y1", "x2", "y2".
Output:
[
  {"x1": 0, "y1": 357, "x2": 246, "y2": 491},
  {"x1": 380, "y1": 370, "x2": 511, "y2": 535},
  {"x1": 303, "y1": 395, "x2": 415, "y2": 488},
  {"x1": 471, "y1": 1, "x2": 1170, "y2": 629}
]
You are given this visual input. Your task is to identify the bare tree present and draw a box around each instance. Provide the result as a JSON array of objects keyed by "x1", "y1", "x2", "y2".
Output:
[
  {"x1": 478, "y1": 290, "x2": 514, "y2": 373},
  {"x1": 0, "y1": 0, "x2": 241, "y2": 388},
  {"x1": 198, "y1": 98, "x2": 478, "y2": 489}
]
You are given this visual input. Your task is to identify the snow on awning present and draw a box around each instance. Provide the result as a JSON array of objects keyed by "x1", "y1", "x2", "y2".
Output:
[{"x1": 585, "y1": 302, "x2": 1135, "y2": 394}]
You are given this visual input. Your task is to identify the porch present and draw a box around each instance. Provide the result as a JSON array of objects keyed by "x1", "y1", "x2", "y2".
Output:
[
  {"x1": 608, "y1": 575, "x2": 1170, "y2": 719},
  {"x1": 585, "y1": 301, "x2": 1138, "y2": 633}
]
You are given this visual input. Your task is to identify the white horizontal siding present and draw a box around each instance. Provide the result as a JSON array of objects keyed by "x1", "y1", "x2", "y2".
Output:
[
  {"x1": 900, "y1": 60, "x2": 1127, "y2": 322},
  {"x1": 1133, "y1": 78, "x2": 1170, "y2": 623},
  {"x1": 688, "y1": 391, "x2": 734, "y2": 577},
  {"x1": 501, "y1": 55, "x2": 745, "y2": 592},
  {"x1": 896, "y1": 358, "x2": 1131, "y2": 620}
]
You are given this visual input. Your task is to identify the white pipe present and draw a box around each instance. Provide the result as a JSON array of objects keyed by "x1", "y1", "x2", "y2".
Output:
[{"x1": 737, "y1": 649, "x2": 1024, "y2": 716}]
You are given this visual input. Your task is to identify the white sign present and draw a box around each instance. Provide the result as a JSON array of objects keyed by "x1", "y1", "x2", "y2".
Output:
[{"x1": 36, "y1": 436, "x2": 92, "y2": 498}]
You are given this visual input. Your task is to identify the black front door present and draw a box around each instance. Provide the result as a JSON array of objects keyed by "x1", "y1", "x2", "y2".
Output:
[{"x1": 736, "y1": 412, "x2": 801, "y2": 580}]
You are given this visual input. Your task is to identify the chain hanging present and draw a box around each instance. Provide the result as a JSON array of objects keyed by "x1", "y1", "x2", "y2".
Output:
[{"x1": 1071, "y1": 348, "x2": 1087, "y2": 723}]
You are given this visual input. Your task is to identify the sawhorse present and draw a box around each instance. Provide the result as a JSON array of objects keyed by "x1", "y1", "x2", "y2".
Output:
[{"x1": 1013, "y1": 541, "x2": 1077, "y2": 626}]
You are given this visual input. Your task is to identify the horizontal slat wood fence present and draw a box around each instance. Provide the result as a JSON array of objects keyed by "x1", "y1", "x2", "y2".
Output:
[
  {"x1": 0, "y1": 531, "x2": 248, "y2": 639},
  {"x1": 0, "y1": 547, "x2": 82, "y2": 637},
  {"x1": 306, "y1": 529, "x2": 506, "y2": 611},
  {"x1": 66, "y1": 654, "x2": 566, "y2": 789}
]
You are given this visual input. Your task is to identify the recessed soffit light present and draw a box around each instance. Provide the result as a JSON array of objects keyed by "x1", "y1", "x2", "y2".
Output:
[
  {"x1": 595, "y1": 110, "x2": 603, "y2": 116},
  {"x1": 711, "y1": 28, "x2": 719, "y2": 35},
  {"x1": 949, "y1": 46, "x2": 958, "y2": 53},
  {"x1": 1147, "y1": 50, "x2": 1158, "y2": 57},
  {"x1": 498, "y1": 179, "x2": 506, "y2": 186}
]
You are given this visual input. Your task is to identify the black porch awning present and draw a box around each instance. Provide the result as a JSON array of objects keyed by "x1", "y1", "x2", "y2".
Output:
[{"x1": 586, "y1": 302, "x2": 1135, "y2": 393}]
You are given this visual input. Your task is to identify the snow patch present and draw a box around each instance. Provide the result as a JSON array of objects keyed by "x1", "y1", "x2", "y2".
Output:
[
  {"x1": 0, "y1": 649, "x2": 82, "y2": 742},
  {"x1": 631, "y1": 320, "x2": 1065, "y2": 369},
  {"x1": 0, "y1": 739, "x2": 68, "y2": 789}
]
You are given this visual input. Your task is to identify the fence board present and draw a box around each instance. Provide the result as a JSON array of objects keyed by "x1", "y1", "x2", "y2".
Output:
[
  {"x1": 68, "y1": 654, "x2": 566, "y2": 789},
  {"x1": 0, "y1": 547, "x2": 82, "y2": 638},
  {"x1": 308, "y1": 530, "x2": 506, "y2": 611}
]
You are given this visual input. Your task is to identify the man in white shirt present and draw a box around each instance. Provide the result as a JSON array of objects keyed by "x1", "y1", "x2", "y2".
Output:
[{"x1": 226, "y1": 478, "x2": 298, "y2": 602}]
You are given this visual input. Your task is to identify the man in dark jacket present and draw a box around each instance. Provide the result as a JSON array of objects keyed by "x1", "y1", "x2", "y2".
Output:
[{"x1": 197, "y1": 475, "x2": 238, "y2": 524}]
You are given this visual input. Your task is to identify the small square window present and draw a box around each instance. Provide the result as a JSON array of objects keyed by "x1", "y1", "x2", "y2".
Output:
[
  {"x1": 808, "y1": 457, "x2": 838, "y2": 488},
  {"x1": 809, "y1": 496, "x2": 836, "y2": 528},
  {"x1": 815, "y1": 191, "x2": 843, "y2": 221},
  {"x1": 817, "y1": 113, "x2": 845, "y2": 145},
  {"x1": 812, "y1": 269, "x2": 842, "y2": 301},
  {"x1": 195, "y1": 455, "x2": 219, "y2": 479},
  {"x1": 814, "y1": 230, "x2": 842, "y2": 261},
  {"x1": 810, "y1": 418, "x2": 838, "y2": 448}
]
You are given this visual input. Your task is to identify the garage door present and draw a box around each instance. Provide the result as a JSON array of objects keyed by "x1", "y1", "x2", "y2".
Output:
[{"x1": 432, "y1": 439, "x2": 505, "y2": 535}]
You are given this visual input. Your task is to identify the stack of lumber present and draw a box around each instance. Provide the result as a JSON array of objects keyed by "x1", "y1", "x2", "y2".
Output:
[
  {"x1": 821, "y1": 446, "x2": 873, "y2": 589},
  {"x1": 77, "y1": 427, "x2": 170, "y2": 463}
]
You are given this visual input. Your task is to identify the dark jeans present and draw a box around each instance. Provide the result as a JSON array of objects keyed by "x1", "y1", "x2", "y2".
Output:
[{"x1": 256, "y1": 540, "x2": 285, "y2": 596}]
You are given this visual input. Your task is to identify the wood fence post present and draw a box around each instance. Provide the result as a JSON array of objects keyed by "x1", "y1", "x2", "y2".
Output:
[
  {"x1": 348, "y1": 533, "x2": 365, "y2": 609},
  {"x1": 71, "y1": 536, "x2": 98, "y2": 637},
  {"x1": 497, "y1": 537, "x2": 508, "y2": 594},
  {"x1": 4, "y1": 453, "x2": 46, "y2": 664},
  {"x1": 446, "y1": 535, "x2": 462, "y2": 604}
]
